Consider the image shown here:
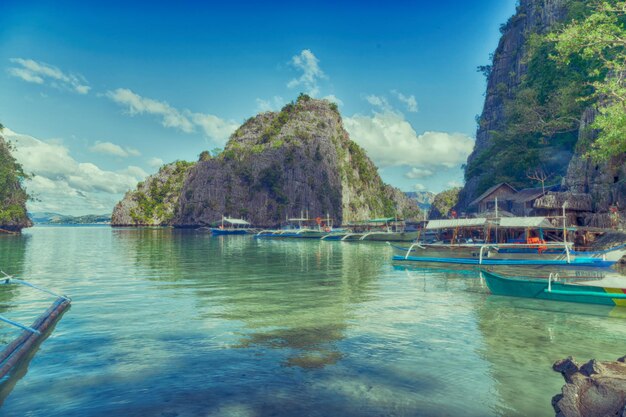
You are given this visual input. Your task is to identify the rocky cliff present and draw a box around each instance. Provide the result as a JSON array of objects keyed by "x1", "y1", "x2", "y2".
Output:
[
  {"x1": 111, "y1": 161, "x2": 195, "y2": 226},
  {"x1": 113, "y1": 96, "x2": 420, "y2": 227},
  {"x1": 560, "y1": 109, "x2": 626, "y2": 228},
  {"x1": 459, "y1": 0, "x2": 625, "y2": 227},
  {"x1": 0, "y1": 132, "x2": 31, "y2": 232},
  {"x1": 173, "y1": 96, "x2": 420, "y2": 227},
  {"x1": 459, "y1": 0, "x2": 574, "y2": 209}
]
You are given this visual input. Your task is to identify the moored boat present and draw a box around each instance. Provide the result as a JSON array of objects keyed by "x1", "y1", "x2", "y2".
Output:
[
  {"x1": 391, "y1": 217, "x2": 621, "y2": 268},
  {"x1": 210, "y1": 217, "x2": 252, "y2": 235},
  {"x1": 481, "y1": 269, "x2": 626, "y2": 306},
  {"x1": 255, "y1": 215, "x2": 337, "y2": 239}
]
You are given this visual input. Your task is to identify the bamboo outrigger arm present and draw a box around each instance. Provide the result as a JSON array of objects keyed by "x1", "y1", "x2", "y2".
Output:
[{"x1": 0, "y1": 271, "x2": 71, "y2": 380}]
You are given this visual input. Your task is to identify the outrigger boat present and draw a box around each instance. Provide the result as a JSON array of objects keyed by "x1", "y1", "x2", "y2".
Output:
[
  {"x1": 481, "y1": 269, "x2": 626, "y2": 306},
  {"x1": 0, "y1": 271, "x2": 71, "y2": 380},
  {"x1": 391, "y1": 217, "x2": 624, "y2": 267},
  {"x1": 323, "y1": 218, "x2": 420, "y2": 242},
  {"x1": 210, "y1": 217, "x2": 252, "y2": 235},
  {"x1": 255, "y1": 215, "x2": 339, "y2": 239}
]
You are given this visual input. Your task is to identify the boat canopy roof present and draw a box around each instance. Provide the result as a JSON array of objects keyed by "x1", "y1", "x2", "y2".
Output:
[
  {"x1": 223, "y1": 217, "x2": 250, "y2": 225},
  {"x1": 368, "y1": 217, "x2": 395, "y2": 223},
  {"x1": 426, "y1": 218, "x2": 487, "y2": 229},
  {"x1": 498, "y1": 217, "x2": 554, "y2": 228}
]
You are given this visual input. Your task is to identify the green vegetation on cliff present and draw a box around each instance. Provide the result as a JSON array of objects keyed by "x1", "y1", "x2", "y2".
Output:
[
  {"x1": 429, "y1": 188, "x2": 461, "y2": 219},
  {"x1": 550, "y1": 0, "x2": 626, "y2": 161},
  {"x1": 123, "y1": 160, "x2": 194, "y2": 225},
  {"x1": 466, "y1": 0, "x2": 599, "y2": 195},
  {"x1": 0, "y1": 125, "x2": 30, "y2": 229}
]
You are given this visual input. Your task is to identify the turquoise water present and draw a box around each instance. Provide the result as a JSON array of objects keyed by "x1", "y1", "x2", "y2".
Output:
[{"x1": 0, "y1": 226, "x2": 625, "y2": 416}]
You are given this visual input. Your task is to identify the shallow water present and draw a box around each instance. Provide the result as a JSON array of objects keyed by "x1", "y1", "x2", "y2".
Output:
[{"x1": 0, "y1": 226, "x2": 624, "y2": 417}]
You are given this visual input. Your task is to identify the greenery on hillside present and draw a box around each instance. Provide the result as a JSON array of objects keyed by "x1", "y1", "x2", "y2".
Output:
[
  {"x1": 129, "y1": 160, "x2": 194, "y2": 224},
  {"x1": 430, "y1": 188, "x2": 461, "y2": 218},
  {"x1": 550, "y1": 0, "x2": 626, "y2": 160},
  {"x1": 466, "y1": 0, "x2": 600, "y2": 195},
  {"x1": 0, "y1": 124, "x2": 30, "y2": 226}
]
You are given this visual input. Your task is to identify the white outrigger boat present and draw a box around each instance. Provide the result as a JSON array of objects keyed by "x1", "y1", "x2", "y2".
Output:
[{"x1": 391, "y1": 217, "x2": 626, "y2": 268}]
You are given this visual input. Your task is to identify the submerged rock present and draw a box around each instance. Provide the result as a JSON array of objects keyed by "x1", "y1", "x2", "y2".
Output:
[{"x1": 552, "y1": 356, "x2": 626, "y2": 417}]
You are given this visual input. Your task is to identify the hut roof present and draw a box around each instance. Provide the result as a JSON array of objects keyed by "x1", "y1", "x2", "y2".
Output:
[
  {"x1": 473, "y1": 209, "x2": 515, "y2": 218},
  {"x1": 533, "y1": 192, "x2": 592, "y2": 212},
  {"x1": 469, "y1": 183, "x2": 517, "y2": 207},
  {"x1": 426, "y1": 218, "x2": 488, "y2": 229},
  {"x1": 498, "y1": 216, "x2": 555, "y2": 228},
  {"x1": 505, "y1": 184, "x2": 559, "y2": 204}
]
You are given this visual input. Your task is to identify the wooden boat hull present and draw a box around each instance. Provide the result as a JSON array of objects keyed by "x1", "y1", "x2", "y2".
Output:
[
  {"x1": 392, "y1": 254, "x2": 613, "y2": 267},
  {"x1": 481, "y1": 270, "x2": 626, "y2": 306},
  {"x1": 210, "y1": 228, "x2": 248, "y2": 235},
  {"x1": 390, "y1": 244, "x2": 615, "y2": 267},
  {"x1": 360, "y1": 231, "x2": 420, "y2": 242}
]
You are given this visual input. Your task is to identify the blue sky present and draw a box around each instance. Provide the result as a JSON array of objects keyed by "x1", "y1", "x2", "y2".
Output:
[{"x1": 0, "y1": 0, "x2": 516, "y2": 215}]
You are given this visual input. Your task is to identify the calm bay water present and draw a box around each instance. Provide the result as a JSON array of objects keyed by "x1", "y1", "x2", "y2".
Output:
[{"x1": 0, "y1": 226, "x2": 625, "y2": 416}]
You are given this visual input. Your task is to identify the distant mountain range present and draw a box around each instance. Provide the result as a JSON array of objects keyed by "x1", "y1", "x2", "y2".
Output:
[
  {"x1": 29, "y1": 212, "x2": 111, "y2": 225},
  {"x1": 404, "y1": 191, "x2": 435, "y2": 211}
]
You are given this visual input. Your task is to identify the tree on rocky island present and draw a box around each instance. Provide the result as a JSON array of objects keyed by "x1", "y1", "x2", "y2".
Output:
[
  {"x1": 428, "y1": 188, "x2": 461, "y2": 219},
  {"x1": 549, "y1": 0, "x2": 626, "y2": 161},
  {"x1": 0, "y1": 124, "x2": 32, "y2": 230}
]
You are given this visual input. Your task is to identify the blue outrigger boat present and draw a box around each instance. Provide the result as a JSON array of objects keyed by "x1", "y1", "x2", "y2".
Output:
[
  {"x1": 481, "y1": 270, "x2": 626, "y2": 307},
  {"x1": 391, "y1": 217, "x2": 624, "y2": 268}
]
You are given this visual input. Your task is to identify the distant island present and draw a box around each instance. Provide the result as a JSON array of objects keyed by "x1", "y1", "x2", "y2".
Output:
[{"x1": 29, "y1": 212, "x2": 111, "y2": 225}]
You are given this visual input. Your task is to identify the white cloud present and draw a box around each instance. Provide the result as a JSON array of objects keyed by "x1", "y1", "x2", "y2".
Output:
[
  {"x1": 413, "y1": 183, "x2": 426, "y2": 191},
  {"x1": 322, "y1": 94, "x2": 343, "y2": 106},
  {"x1": 391, "y1": 90, "x2": 418, "y2": 113},
  {"x1": 3, "y1": 128, "x2": 147, "y2": 214},
  {"x1": 106, "y1": 88, "x2": 238, "y2": 144},
  {"x1": 148, "y1": 157, "x2": 164, "y2": 168},
  {"x1": 256, "y1": 96, "x2": 286, "y2": 112},
  {"x1": 106, "y1": 88, "x2": 195, "y2": 133},
  {"x1": 90, "y1": 141, "x2": 141, "y2": 158},
  {"x1": 344, "y1": 110, "x2": 474, "y2": 169},
  {"x1": 404, "y1": 167, "x2": 434, "y2": 179},
  {"x1": 287, "y1": 49, "x2": 326, "y2": 97},
  {"x1": 7, "y1": 58, "x2": 90, "y2": 94},
  {"x1": 190, "y1": 113, "x2": 239, "y2": 144},
  {"x1": 447, "y1": 180, "x2": 464, "y2": 188},
  {"x1": 365, "y1": 94, "x2": 391, "y2": 111}
]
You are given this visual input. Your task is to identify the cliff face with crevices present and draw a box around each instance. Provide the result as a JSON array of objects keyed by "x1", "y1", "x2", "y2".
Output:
[
  {"x1": 460, "y1": 0, "x2": 570, "y2": 210},
  {"x1": 111, "y1": 161, "x2": 195, "y2": 226},
  {"x1": 0, "y1": 134, "x2": 31, "y2": 232},
  {"x1": 459, "y1": 0, "x2": 625, "y2": 228},
  {"x1": 173, "y1": 97, "x2": 420, "y2": 227}
]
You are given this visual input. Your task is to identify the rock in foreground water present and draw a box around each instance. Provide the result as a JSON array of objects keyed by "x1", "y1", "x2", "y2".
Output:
[{"x1": 552, "y1": 356, "x2": 626, "y2": 417}]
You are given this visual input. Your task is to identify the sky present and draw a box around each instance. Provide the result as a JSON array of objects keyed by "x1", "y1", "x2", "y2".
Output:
[{"x1": 0, "y1": 0, "x2": 517, "y2": 215}]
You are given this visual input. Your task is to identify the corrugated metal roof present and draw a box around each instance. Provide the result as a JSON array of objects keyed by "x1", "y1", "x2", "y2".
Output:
[
  {"x1": 426, "y1": 218, "x2": 487, "y2": 229},
  {"x1": 224, "y1": 218, "x2": 250, "y2": 225},
  {"x1": 498, "y1": 217, "x2": 553, "y2": 228}
]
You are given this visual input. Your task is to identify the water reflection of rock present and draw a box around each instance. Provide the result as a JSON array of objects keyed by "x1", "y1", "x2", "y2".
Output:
[
  {"x1": 0, "y1": 234, "x2": 28, "y2": 317},
  {"x1": 111, "y1": 229, "x2": 387, "y2": 369},
  {"x1": 474, "y1": 294, "x2": 626, "y2": 416},
  {"x1": 222, "y1": 239, "x2": 387, "y2": 369},
  {"x1": 0, "y1": 232, "x2": 29, "y2": 386}
]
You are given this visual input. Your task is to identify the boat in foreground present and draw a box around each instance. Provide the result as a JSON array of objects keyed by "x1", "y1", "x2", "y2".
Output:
[
  {"x1": 481, "y1": 269, "x2": 626, "y2": 306},
  {"x1": 0, "y1": 271, "x2": 71, "y2": 380}
]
